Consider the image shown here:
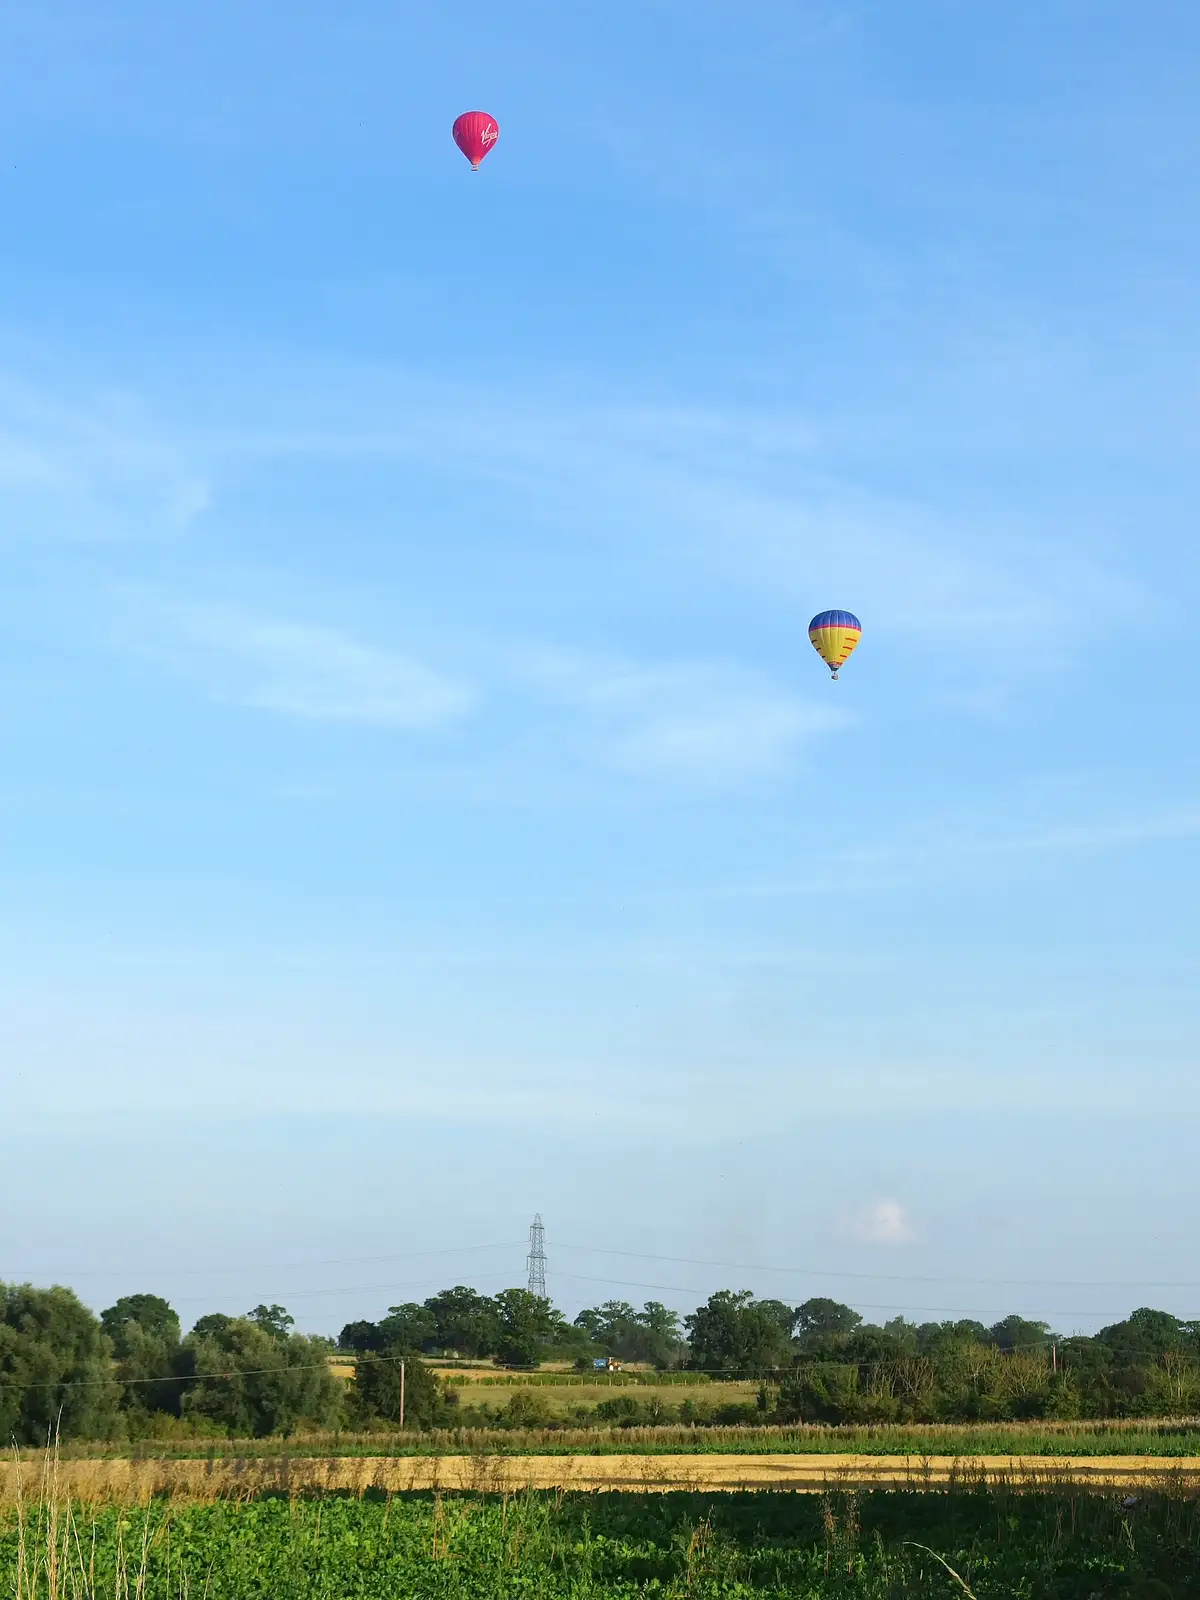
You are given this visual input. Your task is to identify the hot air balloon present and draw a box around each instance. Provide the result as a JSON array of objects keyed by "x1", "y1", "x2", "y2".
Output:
[
  {"x1": 453, "y1": 111, "x2": 499, "y2": 170},
  {"x1": 808, "y1": 609, "x2": 862, "y2": 679}
]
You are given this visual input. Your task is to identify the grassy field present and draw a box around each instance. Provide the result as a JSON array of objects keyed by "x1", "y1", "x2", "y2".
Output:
[
  {"x1": 451, "y1": 1380, "x2": 759, "y2": 1415},
  {"x1": 5, "y1": 1486, "x2": 1200, "y2": 1597}
]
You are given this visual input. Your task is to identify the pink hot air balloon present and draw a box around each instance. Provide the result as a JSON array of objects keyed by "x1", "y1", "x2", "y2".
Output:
[{"x1": 452, "y1": 111, "x2": 499, "y2": 170}]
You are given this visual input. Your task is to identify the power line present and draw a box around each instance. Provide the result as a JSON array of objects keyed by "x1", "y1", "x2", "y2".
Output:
[
  {"x1": 0, "y1": 1241, "x2": 527, "y2": 1282},
  {"x1": 551, "y1": 1271, "x2": 1199, "y2": 1322},
  {"x1": 553, "y1": 1242, "x2": 1200, "y2": 1291},
  {"x1": 9, "y1": 1237, "x2": 1198, "y2": 1292},
  {"x1": 0, "y1": 1350, "x2": 410, "y2": 1396},
  {"x1": 161, "y1": 1269, "x2": 521, "y2": 1307}
]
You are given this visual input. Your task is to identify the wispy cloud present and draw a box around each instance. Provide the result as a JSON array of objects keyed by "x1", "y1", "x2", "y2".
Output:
[
  {"x1": 515, "y1": 649, "x2": 843, "y2": 782},
  {"x1": 0, "y1": 352, "x2": 1134, "y2": 702},
  {"x1": 197, "y1": 373, "x2": 1132, "y2": 683},
  {"x1": 0, "y1": 370, "x2": 210, "y2": 541},
  {"x1": 125, "y1": 598, "x2": 472, "y2": 729}
]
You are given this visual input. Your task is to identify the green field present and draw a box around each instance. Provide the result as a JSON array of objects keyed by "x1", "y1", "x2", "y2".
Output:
[{"x1": 5, "y1": 1488, "x2": 1199, "y2": 1597}]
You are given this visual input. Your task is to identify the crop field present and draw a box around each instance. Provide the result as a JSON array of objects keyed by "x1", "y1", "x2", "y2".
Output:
[
  {"x1": 3, "y1": 1449, "x2": 1199, "y2": 1501},
  {"x1": 5, "y1": 1487, "x2": 1200, "y2": 1597},
  {"x1": 27, "y1": 1416, "x2": 1200, "y2": 1462}
]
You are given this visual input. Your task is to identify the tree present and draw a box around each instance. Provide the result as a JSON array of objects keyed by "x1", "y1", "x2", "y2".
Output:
[
  {"x1": 916, "y1": 1320, "x2": 988, "y2": 1355},
  {"x1": 573, "y1": 1301, "x2": 686, "y2": 1367},
  {"x1": 0, "y1": 1283, "x2": 121, "y2": 1444},
  {"x1": 339, "y1": 1320, "x2": 385, "y2": 1353},
  {"x1": 493, "y1": 1288, "x2": 563, "y2": 1367},
  {"x1": 100, "y1": 1294, "x2": 182, "y2": 1418},
  {"x1": 378, "y1": 1303, "x2": 438, "y2": 1352},
  {"x1": 793, "y1": 1299, "x2": 862, "y2": 1351},
  {"x1": 178, "y1": 1317, "x2": 341, "y2": 1437},
  {"x1": 756, "y1": 1300, "x2": 800, "y2": 1338},
  {"x1": 633, "y1": 1302, "x2": 687, "y2": 1368},
  {"x1": 573, "y1": 1301, "x2": 637, "y2": 1353},
  {"x1": 190, "y1": 1313, "x2": 233, "y2": 1340},
  {"x1": 424, "y1": 1287, "x2": 500, "y2": 1358},
  {"x1": 685, "y1": 1291, "x2": 794, "y2": 1377},
  {"x1": 882, "y1": 1317, "x2": 919, "y2": 1353},
  {"x1": 987, "y1": 1315, "x2": 1055, "y2": 1354},
  {"x1": 1098, "y1": 1308, "x2": 1187, "y2": 1365},
  {"x1": 246, "y1": 1304, "x2": 295, "y2": 1341},
  {"x1": 101, "y1": 1295, "x2": 180, "y2": 1353},
  {"x1": 350, "y1": 1348, "x2": 452, "y2": 1428}
]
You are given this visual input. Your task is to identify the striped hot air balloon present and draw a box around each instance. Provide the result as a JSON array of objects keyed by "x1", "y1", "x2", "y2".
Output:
[{"x1": 808, "y1": 609, "x2": 862, "y2": 679}]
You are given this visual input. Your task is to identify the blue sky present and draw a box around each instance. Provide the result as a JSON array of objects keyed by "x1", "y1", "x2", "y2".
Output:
[{"x1": 2, "y1": 0, "x2": 1200, "y2": 1337}]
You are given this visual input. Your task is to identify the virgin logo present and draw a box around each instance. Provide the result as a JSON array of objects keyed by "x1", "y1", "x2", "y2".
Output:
[{"x1": 481, "y1": 124, "x2": 498, "y2": 146}]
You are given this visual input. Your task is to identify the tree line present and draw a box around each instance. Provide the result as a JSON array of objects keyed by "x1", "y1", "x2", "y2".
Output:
[{"x1": 2, "y1": 1278, "x2": 1198, "y2": 1444}]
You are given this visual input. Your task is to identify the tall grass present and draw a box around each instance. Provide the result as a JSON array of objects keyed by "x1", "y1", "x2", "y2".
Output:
[{"x1": 12, "y1": 1415, "x2": 1200, "y2": 1462}]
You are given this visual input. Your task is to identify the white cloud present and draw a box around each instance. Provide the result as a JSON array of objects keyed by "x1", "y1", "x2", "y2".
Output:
[
  {"x1": 514, "y1": 649, "x2": 844, "y2": 782},
  {"x1": 193, "y1": 369, "x2": 1132, "y2": 697},
  {"x1": 128, "y1": 599, "x2": 472, "y2": 729},
  {"x1": 0, "y1": 370, "x2": 211, "y2": 541},
  {"x1": 843, "y1": 1198, "x2": 915, "y2": 1244},
  {"x1": 107, "y1": 587, "x2": 836, "y2": 782}
]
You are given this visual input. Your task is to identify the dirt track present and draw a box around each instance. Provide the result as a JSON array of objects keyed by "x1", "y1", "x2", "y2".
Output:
[{"x1": 3, "y1": 1454, "x2": 1198, "y2": 1500}]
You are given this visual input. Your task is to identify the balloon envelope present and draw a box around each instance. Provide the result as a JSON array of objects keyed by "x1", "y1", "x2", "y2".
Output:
[
  {"x1": 453, "y1": 111, "x2": 500, "y2": 169},
  {"x1": 808, "y1": 609, "x2": 862, "y2": 677}
]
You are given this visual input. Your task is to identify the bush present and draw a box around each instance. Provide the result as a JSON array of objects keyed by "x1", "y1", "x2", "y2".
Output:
[
  {"x1": 777, "y1": 1362, "x2": 861, "y2": 1424},
  {"x1": 500, "y1": 1389, "x2": 554, "y2": 1428},
  {"x1": 594, "y1": 1395, "x2": 645, "y2": 1426}
]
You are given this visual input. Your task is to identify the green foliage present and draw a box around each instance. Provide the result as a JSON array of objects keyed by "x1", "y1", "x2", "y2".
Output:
[
  {"x1": 572, "y1": 1299, "x2": 686, "y2": 1367},
  {"x1": 246, "y1": 1304, "x2": 295, "y2": 1340},
  {"x1": 794, "y1": 1297, "x2": 863, "y2": 1347},
  {"x1": 492, "y1": 1287, "x2": 564, "y2": 1367},
  {"x1": 338, "y1": 1318, "x2": 385, "y2": 1352},
  {"x1": 5, "y1": 1489, "x2": 1200, "y2": 1597},
  {"x1": 501, "y1": 1387, "x2": 555, "y2": 1427},
  {"x1": 424, "y1": 1286, "x2": 500, "y2": 1357},
  {"x1": 100, "y1": 1295, "x2": 180, "y2": 1353},
  {"x1": 685, "y1": 1290, "x2": 795, "y2": 1377},
  {"x1": 4, "y1": 1269, "x2": 1200, "y2": 1444},
  {"x1": 0, "y1": 1283, "x2": 121, "y2": 1444},
  {"x1": 379, "y1": 1302, "x2": 439, "y2": 1352},
  {"x1": 986, "y1": 1313, "x2": 1054, "y2": 1353},
  {"x1": 189, "y1": 1312, "x2": 233, "y2": 1340},
  {"x1": 349, "y1": 1348, "x2": 453, "y2": 1427},
  {"x1": 778, "y1": 1360, "x2": 864, "y2": 1423},
  {"x1": 754, "y1": 1298, "x2": 799, "y2": 1337},
  {"x1": 100, "y1": 1294, "x2": 183, "y2": 1420},
  {"x1": 178, "y1": 1317, "x2": 341, "y2": 1436}
]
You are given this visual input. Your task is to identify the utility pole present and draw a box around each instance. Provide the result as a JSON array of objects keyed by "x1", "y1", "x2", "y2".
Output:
[
  {"x1": 527, "y1": 1213, "x2": 547, "y2": 1298},
  {"x1": 399, "y1": 1359, "x2": 406, "y2": 1428}
]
